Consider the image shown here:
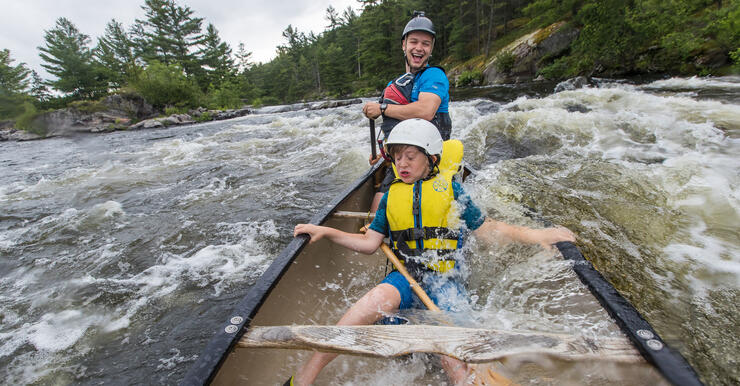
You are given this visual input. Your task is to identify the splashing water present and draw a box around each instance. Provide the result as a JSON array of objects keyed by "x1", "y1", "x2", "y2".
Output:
[{"x1": 0, "y1": 77, "x2": 738, "y2": 385}]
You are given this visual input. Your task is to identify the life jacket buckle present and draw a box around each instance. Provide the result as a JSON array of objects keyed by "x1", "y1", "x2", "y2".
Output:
[{"x1": 408, "y1": 227, "x2": 425, "y2": 240}]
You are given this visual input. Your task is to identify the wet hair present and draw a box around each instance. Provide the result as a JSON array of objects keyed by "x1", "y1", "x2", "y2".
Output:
[
  {"x1": 387, "y1": 144, "x2": 424, "y2": 160},
  {"x1": 386, "y1": 143, "x2": 440, "y2": 177}
]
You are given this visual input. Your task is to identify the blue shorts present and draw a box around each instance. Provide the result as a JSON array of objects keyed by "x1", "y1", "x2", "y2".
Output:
[{"x1": 380, "y1": 270, "x2": 468, "y2": 311}]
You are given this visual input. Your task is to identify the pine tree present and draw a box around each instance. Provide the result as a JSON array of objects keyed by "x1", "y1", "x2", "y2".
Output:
[
  {"x1": 38, "y1": 17, "x2": 108, "y2": 99},
  {"x1": 94, "y1": 19, "x2": 139, "y2": 87},
  {"x1": 0, "y1": 49, "x2": 30, "y2": 94},
  {"x1": 234, "y1": 42, "x2": 253, "y2": 74},
  {"x1": 133, "y1": 0, "x2": 203, "y2": 76},
  {"x1": 0, "y1": 49, "x2": 31, "y2": 119},
  {"x1": 196, "y1": 23, "x2": 234, "y2": 89},
  {"x1": 29, "y1": 70, "x2": 51, "y2": 103}
]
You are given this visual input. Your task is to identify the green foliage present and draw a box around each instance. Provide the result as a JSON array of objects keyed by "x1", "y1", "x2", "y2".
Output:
[
  {"x1": 494, "y1": 51, "x2": 516, "y2": 73},
  {"x1": 0, "y1": 91, "x2": 28, "y2": 120},
  {"x1": 731, "y1": 48, "x2": 740, "y2": 65},
  {"x1": 0, "y1": 49, "x2": 32, "y2": 120},
  {"x1": 163, "y1": 106, "x2": 186, "y2": 116},
  {"x1": 194, "y1": 111, "x2": 213, "y2": 122},
  {"x1": 705, "y1": 0, "x2": 739, "y2": 61},
  {"x1": 132, "y1": 0, "x2": 203, "y2": 76},
  {"x1": 68, "y1": 99, "x2": 107, "y2": 113},
  {"x1": 457, "y1": 69, "x2": 482, "y2": 86},
  {"x1": 205, "y1": 81, "x2": 242, "y2": 109},
  {"x1": 14, "y1": 102, "x2": 45, "y2": 135},
  {"x1": 0, "y1": 49, "x2": 30, "y2": 94},
  {"x1": 39, "y1": 17, "x2": 109, "y2": 99},
  {"x1": 130, "y1": 61, "x2": 201, "y2": 109},
  {"x1": 94, "y1": 19, "x2": 139, "y2": 88},
  {"x1": 20, "y1": 0, "x2": 736, "y2": 114},
  {"x1": 196, "y1": 23, "x2": 235, "y2": 90}
]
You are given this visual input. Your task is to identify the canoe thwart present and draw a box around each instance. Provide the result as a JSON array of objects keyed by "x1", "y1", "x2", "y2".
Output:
[
  {"x1": 332, "y1": 210, "x2": 375, "y2": 220},
  {"x1": 238, "y1": 325, "x2": 643, "y2": 364}
]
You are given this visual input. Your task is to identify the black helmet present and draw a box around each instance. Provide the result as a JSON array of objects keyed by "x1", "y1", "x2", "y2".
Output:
[{"x1": 401, "y1": 11, "x2": 435, "y2": 41}]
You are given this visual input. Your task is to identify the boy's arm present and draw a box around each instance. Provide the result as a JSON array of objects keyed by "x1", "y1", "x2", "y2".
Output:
[
  {"x1": 472, "y1": 219, "x2": 576, "y2": 250},
  {"x1": 294, "y1": 224, "x2": 386, "y2": 255}
]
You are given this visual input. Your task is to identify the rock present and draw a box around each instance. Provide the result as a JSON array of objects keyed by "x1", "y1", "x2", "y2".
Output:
[
  {"x1": 309, "y1": 98, "x2": 362, "y2": 110},
  {"x1": 474, "y1": 100, "x2": 501, "y2": 114},
  {"x1": 554, "y1": 76, "x2": 593, "y2": 93},
  {"x1": 564, "y1": 103, "x2": 591, "y2": 113},
  {"x1": 188, "y1": 107, "x2": 208, "y2": 117},
  {"x1": 102, "y1": 93, "x2": 156, "y2": 120},
  {"x1": 484, "y1": 22, "x2": 579, "y2": 84},
  {"x1": 254, "y1": 98, "x2": 361, "y2": 115},
  {"x1": 128, "y1": 113, "x2": 195, "y2": 130},
  {"x1": 0, "y1": 128, "x2": 43, "y2": 141},
  {"x1": 694, "y1": 46, "x2": 728, "y2": 69},
  {"x1": 17, "y1": 92, "x2": 156, "y2": 138},
  {"x1": 129, "y1": 118, "x2": 163, "y2": 130}
]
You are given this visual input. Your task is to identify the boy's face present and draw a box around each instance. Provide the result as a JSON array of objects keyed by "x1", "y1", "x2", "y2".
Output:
[{"x1": 392, "y1": 145, "x2": 430, "y2": 184}]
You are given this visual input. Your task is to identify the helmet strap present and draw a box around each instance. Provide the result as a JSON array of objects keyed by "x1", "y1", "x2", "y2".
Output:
[{"x1": 423, "y1": 154, "x2": 440, "y2": 180}]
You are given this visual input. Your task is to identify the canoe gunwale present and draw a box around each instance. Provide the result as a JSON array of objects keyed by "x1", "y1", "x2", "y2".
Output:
[
  {"x1": 556, "y1": 242, "x2": 703, "y2": 386},
  {"x1": 179, "y1": 163, "x2": 383, "y2": 386},
  {"x1": 180, "y1": 162, "x2": 703, "y2": 386}
]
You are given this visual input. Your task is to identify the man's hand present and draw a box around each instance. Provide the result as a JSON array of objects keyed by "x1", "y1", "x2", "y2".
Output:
[
  {"x1": 368, "y1": 154, "x2": 382, "y2": 165},
  {"x1": 363, "y1": 102, "x2": 382, "y2": 119}
]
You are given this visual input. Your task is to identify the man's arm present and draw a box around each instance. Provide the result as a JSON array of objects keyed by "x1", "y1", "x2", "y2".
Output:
[
  {"x1": 294, "y1": 224, "x2": 386, "y2": 254},
  {"x1": 472, "y1": 219, "x2": 576, "y2": 250},
  {"x1": 362, "y1": 92, "x2": 441, "y2": 121}
]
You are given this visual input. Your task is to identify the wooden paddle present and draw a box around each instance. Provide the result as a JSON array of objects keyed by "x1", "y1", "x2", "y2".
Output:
[
  {"x1": 238, "y1": 325, "x2": 642, "y2": 363},
  {"x1": 369, "y1": 118, "x2": 377, "y2": 160},
  {"x1": 361, "y1": 223, "x2": 514, "y2": 385}
]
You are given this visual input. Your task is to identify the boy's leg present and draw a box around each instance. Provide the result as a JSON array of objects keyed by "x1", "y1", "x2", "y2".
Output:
[
  {"x1": 294, "y1": 283, "x2": 402, "y2": 386},
  {"x1": 440, "y1": 355, "x2": 470, "y2": 385},
  {"x1": 425, "y1": 275, "x2": 472, "y2": 384}
]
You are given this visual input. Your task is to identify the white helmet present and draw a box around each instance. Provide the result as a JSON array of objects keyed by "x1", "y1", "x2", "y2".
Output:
[{"x1": 383, "y1": 118, "x2": 443, "y2": 156}]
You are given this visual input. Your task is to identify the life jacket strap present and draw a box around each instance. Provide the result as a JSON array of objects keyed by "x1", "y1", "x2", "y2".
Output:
[
  {"x1": 391, "y1": 226, "x2": 460, "y2": 243},
  {"x1": 393, "y1": 253, "x2": 457, "y2": 275}
]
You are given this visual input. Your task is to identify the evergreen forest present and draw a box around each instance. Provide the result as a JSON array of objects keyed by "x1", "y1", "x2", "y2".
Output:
[{"x1": 1, "y1": 0, "x2": 738, "y2": 131}]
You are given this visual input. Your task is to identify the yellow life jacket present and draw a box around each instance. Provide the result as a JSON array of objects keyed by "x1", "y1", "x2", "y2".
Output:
[{"x1": 386, "y1": 140, "x2": 464, "y2": 273}]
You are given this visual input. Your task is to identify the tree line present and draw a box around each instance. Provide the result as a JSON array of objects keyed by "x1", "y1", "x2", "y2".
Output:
[{"x1": 1, "y1": 0, "x2": 738, "y2": 129}]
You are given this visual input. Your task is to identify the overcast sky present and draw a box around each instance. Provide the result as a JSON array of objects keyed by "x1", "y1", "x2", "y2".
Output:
[{"x1": 0, "y1": 0, "x2": 358, "y2": 79}]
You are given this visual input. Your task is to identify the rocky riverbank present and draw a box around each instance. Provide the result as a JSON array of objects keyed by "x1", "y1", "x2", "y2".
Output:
[{"x1": 0, "y1": 96, "x2": 363, "y2": 141}]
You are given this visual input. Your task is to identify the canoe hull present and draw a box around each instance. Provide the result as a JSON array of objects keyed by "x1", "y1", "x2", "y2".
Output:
[{"x1": 181, "y1": 164, "x2": 703, "y2": 386}]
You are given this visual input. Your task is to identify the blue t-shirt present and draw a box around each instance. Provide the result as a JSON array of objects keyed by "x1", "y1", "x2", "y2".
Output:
[
  {"x1": 411, "y1": 66, "x2": 449, "y2": 114},
  {"x1": 369, "y1": 180, "x2": 485, "y2": 238}
]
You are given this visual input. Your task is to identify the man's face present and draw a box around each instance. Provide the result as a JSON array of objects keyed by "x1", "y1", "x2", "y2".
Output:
[{"x1": 402, "y1": 31, "x2": 434, "y2": 72}]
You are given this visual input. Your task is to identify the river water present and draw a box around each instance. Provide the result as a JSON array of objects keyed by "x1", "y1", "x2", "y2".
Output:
[{"x1": 0, "y1": 76, "x2": 737, "y2": 385}]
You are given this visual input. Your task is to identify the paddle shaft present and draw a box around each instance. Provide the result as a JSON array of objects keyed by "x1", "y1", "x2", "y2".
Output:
[
  {"x1": 379, "y1": 243, "x2": 440, "y2": 311},
  {"x1": 366, "y1": 225, "x2": 513, "y2": 385},
  {"x1": 369, "y1": 119, "x2": 377, "y2": 159}
]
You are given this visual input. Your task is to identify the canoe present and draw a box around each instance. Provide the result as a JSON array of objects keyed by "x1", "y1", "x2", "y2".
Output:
[{"x1": 180, "y1": 163, "x2": 703, "y2": 386}]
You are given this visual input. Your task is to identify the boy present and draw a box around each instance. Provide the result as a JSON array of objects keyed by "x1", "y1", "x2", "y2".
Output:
[{"x1": 291, "y1": 119, "x2": 575, "y2": 385}]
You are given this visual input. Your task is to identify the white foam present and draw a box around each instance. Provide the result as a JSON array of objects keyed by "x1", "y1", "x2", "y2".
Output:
[
  {"x1": 641, "y1": 76, "x2": 740, "y2": 91},
  {"x1": 0, "y1": 309, "x2": 105, "y2": 356}
]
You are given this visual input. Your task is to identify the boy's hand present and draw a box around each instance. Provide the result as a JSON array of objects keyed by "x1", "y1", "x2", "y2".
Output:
[
  {"x1": 294, "y1": 223, "x2": 326, "y2": 243},
  {"x1": 532, "y1": 226, "x2": 576, "y2": 250}
]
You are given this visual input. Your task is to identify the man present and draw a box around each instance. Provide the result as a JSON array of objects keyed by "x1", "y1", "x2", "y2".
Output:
[{"x1": 362, "y1": 11, "x2": 452, "y2": 210}]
